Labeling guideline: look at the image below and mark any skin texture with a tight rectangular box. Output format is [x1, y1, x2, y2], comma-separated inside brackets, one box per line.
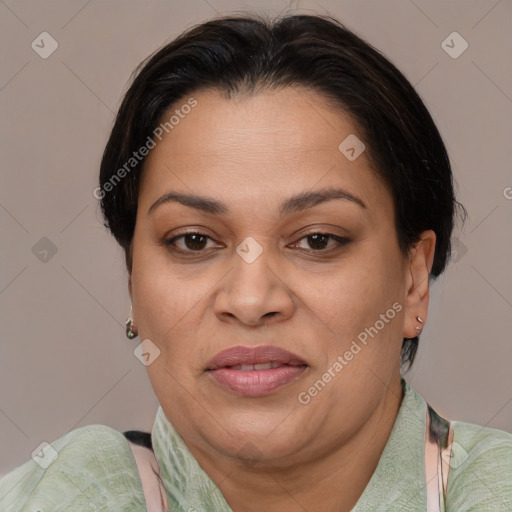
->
[129, 87, 436, 512]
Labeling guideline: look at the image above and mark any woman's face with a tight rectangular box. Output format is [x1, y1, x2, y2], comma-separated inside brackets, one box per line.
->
[130, 86, 414, 467]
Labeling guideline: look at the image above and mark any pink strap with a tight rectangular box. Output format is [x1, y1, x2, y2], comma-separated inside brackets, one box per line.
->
[127, 440, 169, 512]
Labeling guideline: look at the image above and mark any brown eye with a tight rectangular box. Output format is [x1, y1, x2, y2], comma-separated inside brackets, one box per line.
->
[306, 234, 330, 250]
[183, 233, 208, 250]
[165, 232, 217, 252]
[292, 233, 350, 253]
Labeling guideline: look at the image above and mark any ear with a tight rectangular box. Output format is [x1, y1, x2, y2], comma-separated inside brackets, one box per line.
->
[128, 273, 133, 302]
[403, 230, 436, 338]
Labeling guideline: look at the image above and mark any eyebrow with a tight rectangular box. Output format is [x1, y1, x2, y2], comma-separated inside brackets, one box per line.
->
[147, 186, 367, 217]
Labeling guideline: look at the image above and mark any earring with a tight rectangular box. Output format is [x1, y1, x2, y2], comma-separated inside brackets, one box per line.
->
[125, 307, 137, 339]
[415, 316, 424, 333]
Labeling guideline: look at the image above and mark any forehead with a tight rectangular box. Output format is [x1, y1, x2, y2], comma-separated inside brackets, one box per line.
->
[139, 87, 391, 218]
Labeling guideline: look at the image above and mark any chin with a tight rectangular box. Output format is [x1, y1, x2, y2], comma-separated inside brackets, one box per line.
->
[203, 408, 310, 457]
[214, 431, 306, 470]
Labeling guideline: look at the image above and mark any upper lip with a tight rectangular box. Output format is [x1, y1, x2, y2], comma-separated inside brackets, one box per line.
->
[207, 345, 307, 370]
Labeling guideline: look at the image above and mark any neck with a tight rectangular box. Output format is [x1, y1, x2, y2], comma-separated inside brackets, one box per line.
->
[185, 377, 404, 512]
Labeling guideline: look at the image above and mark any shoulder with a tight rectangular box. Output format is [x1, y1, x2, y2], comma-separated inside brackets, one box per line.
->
[447, 420, 512, 511]
[0, 424, 145, 512]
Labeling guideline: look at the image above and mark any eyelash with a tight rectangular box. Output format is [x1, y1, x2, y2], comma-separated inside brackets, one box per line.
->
[163, 231, 350, 256]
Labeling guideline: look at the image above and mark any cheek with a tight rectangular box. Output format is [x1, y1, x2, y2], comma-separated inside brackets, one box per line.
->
[130, 246, 221, 368]
[131, 244, 178, 340]
[307, 244, 405, 373]
[133, 269, 204, 339]
[311, 246, 403, 326]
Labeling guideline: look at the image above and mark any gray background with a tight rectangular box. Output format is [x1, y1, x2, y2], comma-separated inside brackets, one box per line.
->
[1, 0, 511, 476]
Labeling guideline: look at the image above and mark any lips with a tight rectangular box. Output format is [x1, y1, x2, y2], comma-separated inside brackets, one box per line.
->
[206, 345, 308, 397]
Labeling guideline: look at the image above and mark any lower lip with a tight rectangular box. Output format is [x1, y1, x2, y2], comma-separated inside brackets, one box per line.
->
[209, 365, 307, 397]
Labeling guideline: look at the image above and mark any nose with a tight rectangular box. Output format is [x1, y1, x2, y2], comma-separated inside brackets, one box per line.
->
[214, 248, 295, 327]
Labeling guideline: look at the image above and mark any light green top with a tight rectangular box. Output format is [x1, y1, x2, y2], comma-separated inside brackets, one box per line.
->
[1, 382, 511, 511]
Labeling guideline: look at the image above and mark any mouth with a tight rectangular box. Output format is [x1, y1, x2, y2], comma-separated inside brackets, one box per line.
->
[206, 345, 308, 397]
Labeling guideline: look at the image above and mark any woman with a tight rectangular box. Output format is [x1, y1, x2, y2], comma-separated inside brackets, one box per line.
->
[1, 12, 511, 512]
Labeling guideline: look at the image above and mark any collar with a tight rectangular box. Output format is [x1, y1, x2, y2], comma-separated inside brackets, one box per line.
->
[353, 380, 428, 510]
